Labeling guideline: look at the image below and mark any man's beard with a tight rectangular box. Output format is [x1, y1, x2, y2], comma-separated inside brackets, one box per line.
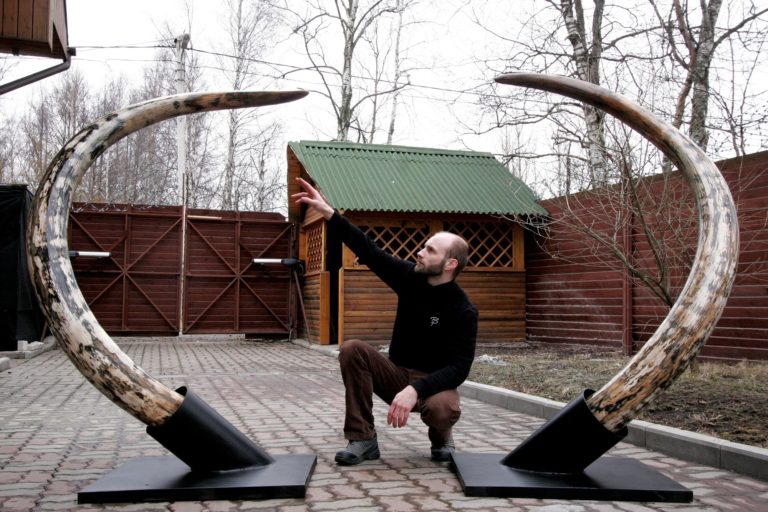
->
[414, 258, 445, 276]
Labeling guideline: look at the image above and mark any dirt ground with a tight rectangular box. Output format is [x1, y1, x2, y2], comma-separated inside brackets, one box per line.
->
[468, 341, 768, 448]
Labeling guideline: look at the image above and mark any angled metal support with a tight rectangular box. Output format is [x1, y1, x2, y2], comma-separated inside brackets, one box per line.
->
[79, 386, 315, 503]
[27, 90, 316, 504]
[452, 391, 690, 501]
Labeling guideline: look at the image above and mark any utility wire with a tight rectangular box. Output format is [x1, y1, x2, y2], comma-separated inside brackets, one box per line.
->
[62, 43, 494, 99]
[27, 43, 761, 127]
[62, 43, 766, 106]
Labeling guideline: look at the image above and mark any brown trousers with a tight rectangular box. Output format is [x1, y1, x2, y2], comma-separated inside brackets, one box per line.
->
[338, 339, 461, 445]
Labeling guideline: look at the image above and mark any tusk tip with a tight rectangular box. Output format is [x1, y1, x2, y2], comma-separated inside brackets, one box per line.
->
[494, 73, 530, 85]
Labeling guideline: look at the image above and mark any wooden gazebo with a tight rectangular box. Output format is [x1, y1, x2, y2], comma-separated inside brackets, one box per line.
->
[287, 141, 547, 346]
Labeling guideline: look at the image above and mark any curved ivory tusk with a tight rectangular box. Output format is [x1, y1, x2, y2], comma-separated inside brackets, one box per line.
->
[27, 90, 308, 427]
[495, 73, 738, 432]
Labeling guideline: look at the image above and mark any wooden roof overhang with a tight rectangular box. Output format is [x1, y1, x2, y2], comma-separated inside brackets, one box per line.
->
[0, 0, 73, 95]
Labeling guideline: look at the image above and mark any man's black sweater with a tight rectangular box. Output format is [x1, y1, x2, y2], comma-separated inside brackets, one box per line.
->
[328, 212, 478, 399]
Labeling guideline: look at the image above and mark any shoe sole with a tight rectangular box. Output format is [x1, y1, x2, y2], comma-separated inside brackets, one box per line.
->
[335, 448, 380, 465]
[430, 447, 455, 462]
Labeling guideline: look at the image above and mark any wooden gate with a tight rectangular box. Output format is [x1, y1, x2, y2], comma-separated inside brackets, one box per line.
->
[69, 204, 183, 334]
[183, 209, 294, 335]
[69, 204, 295, 336]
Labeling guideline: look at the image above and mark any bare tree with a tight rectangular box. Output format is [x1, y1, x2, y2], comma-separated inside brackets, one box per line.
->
[216, 0, 286, 212]
[92, 79, 126, 202]
[0, 114, 20, 183]
[474, 1, 768, 190]
[0, 56, 15, 83]
[711, 32, 768, 156]
[385, 0, 407, 144]
[178, 43, 217, 209]
[649, 0, 768, 153]
[235, 123, 286, 212]
[19, 88, 55, 187]
[473, 0, 768, 188]
[124, 60, 179, 205]
[557, 0, 609, 185]
[471, 0, 640, 195]
[349, 0, 416, 143]
[116, 25, 217, 208]
[527, 149, 698, 309]
[281, 0, 410, 141]
[477, 0, 767, 319]
[17, 70, 92, 190]
[498, 124, 540, 188]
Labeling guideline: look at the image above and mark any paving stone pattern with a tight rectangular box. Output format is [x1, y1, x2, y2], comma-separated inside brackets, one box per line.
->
[1, 337, 766, 511]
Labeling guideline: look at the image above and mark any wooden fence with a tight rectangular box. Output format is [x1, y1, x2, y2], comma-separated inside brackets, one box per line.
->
[69, 204, 295, 337]
[526, 151, 768, 360]
[64, 151, 767, 358]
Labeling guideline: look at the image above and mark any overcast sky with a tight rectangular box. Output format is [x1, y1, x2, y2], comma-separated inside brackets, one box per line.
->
[1, 0, 511, 155]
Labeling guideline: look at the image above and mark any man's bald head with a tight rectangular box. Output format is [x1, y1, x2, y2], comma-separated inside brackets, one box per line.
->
[429, 231, 469, 279]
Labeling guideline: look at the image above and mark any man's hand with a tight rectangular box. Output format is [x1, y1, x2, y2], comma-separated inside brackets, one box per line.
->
[387, 385, 418, 428]
[292, 177, 334, 220]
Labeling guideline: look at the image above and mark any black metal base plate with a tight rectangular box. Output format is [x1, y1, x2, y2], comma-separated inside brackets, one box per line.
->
[451, 453, 692, 502]
[78, 454, 317, 504]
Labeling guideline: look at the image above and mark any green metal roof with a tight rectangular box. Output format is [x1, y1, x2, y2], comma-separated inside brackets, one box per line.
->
[289, 141, 547, 216]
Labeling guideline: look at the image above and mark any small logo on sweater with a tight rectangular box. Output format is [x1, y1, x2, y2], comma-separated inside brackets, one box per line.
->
[430, 316, 440, 327]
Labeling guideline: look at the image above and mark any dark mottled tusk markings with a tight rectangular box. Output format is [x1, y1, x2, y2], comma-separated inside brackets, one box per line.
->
[27, 90, 308, 428]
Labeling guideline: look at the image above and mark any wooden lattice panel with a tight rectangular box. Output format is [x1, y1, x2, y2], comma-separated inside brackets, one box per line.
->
[353, 223, 431, 266]
[305, 222, 324, 273]
[444, 221, 516, 267]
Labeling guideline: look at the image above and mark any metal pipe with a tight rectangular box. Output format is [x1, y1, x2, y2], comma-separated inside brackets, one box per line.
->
[252, 258, 302, 266]
[68, 251, 111, 259]
[0, 49, 74, 96]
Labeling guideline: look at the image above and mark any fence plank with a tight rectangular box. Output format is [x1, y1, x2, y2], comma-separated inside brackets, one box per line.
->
[526, 152, 768, 360]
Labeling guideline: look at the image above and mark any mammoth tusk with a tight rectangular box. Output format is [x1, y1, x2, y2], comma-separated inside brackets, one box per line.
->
[27, 90, 308, 427]
[495, 73, 738, 432]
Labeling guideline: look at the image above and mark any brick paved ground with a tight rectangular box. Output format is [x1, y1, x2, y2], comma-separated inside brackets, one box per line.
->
[1, 337, 766, 512]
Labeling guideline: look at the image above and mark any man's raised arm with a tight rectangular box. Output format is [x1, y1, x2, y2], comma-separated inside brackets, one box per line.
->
[292, 177, 334, 220]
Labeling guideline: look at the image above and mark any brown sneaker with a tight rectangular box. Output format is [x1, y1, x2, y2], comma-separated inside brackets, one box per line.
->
[335, 436, 380, 465]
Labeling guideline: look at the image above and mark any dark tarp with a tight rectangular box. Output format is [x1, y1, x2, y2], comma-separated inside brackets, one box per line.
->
[0, 185, 44, 350]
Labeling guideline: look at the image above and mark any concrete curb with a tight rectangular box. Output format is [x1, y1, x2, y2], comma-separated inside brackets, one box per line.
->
[459, 380, 768, 483]
[289, 340, 768, 483]
[290, 338, 340, 357]
[0, 357, 9, 372]
[0, 337, 57, 360]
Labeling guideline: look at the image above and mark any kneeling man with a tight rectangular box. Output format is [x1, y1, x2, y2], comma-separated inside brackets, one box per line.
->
[293, 178, 478, 464]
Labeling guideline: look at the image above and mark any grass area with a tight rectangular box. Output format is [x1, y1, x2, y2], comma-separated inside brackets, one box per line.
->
[468, 342, 768, 448]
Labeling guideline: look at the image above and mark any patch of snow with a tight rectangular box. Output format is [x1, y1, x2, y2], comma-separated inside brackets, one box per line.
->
[474, 354, 508, 366]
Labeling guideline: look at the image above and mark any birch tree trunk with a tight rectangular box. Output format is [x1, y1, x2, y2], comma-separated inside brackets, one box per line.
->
[560, 0, 608, 186]
[386, 0, 405, 145]
[337, 0, 359, 141]
[218, 0, 283, 211]
[688, 0, 721, 151]
[285, 0, 407, 142]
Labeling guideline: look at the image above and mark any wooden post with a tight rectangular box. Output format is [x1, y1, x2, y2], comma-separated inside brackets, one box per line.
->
[513, 224, 525, 272]
[621, 202, 634, 356]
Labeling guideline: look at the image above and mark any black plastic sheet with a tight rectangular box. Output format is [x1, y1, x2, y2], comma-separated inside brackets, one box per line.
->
[0, 184, 44, 350]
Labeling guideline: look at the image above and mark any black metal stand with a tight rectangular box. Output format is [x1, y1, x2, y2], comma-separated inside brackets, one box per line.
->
[78, 387, 316, 504]
[451, 389, 692, 502]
